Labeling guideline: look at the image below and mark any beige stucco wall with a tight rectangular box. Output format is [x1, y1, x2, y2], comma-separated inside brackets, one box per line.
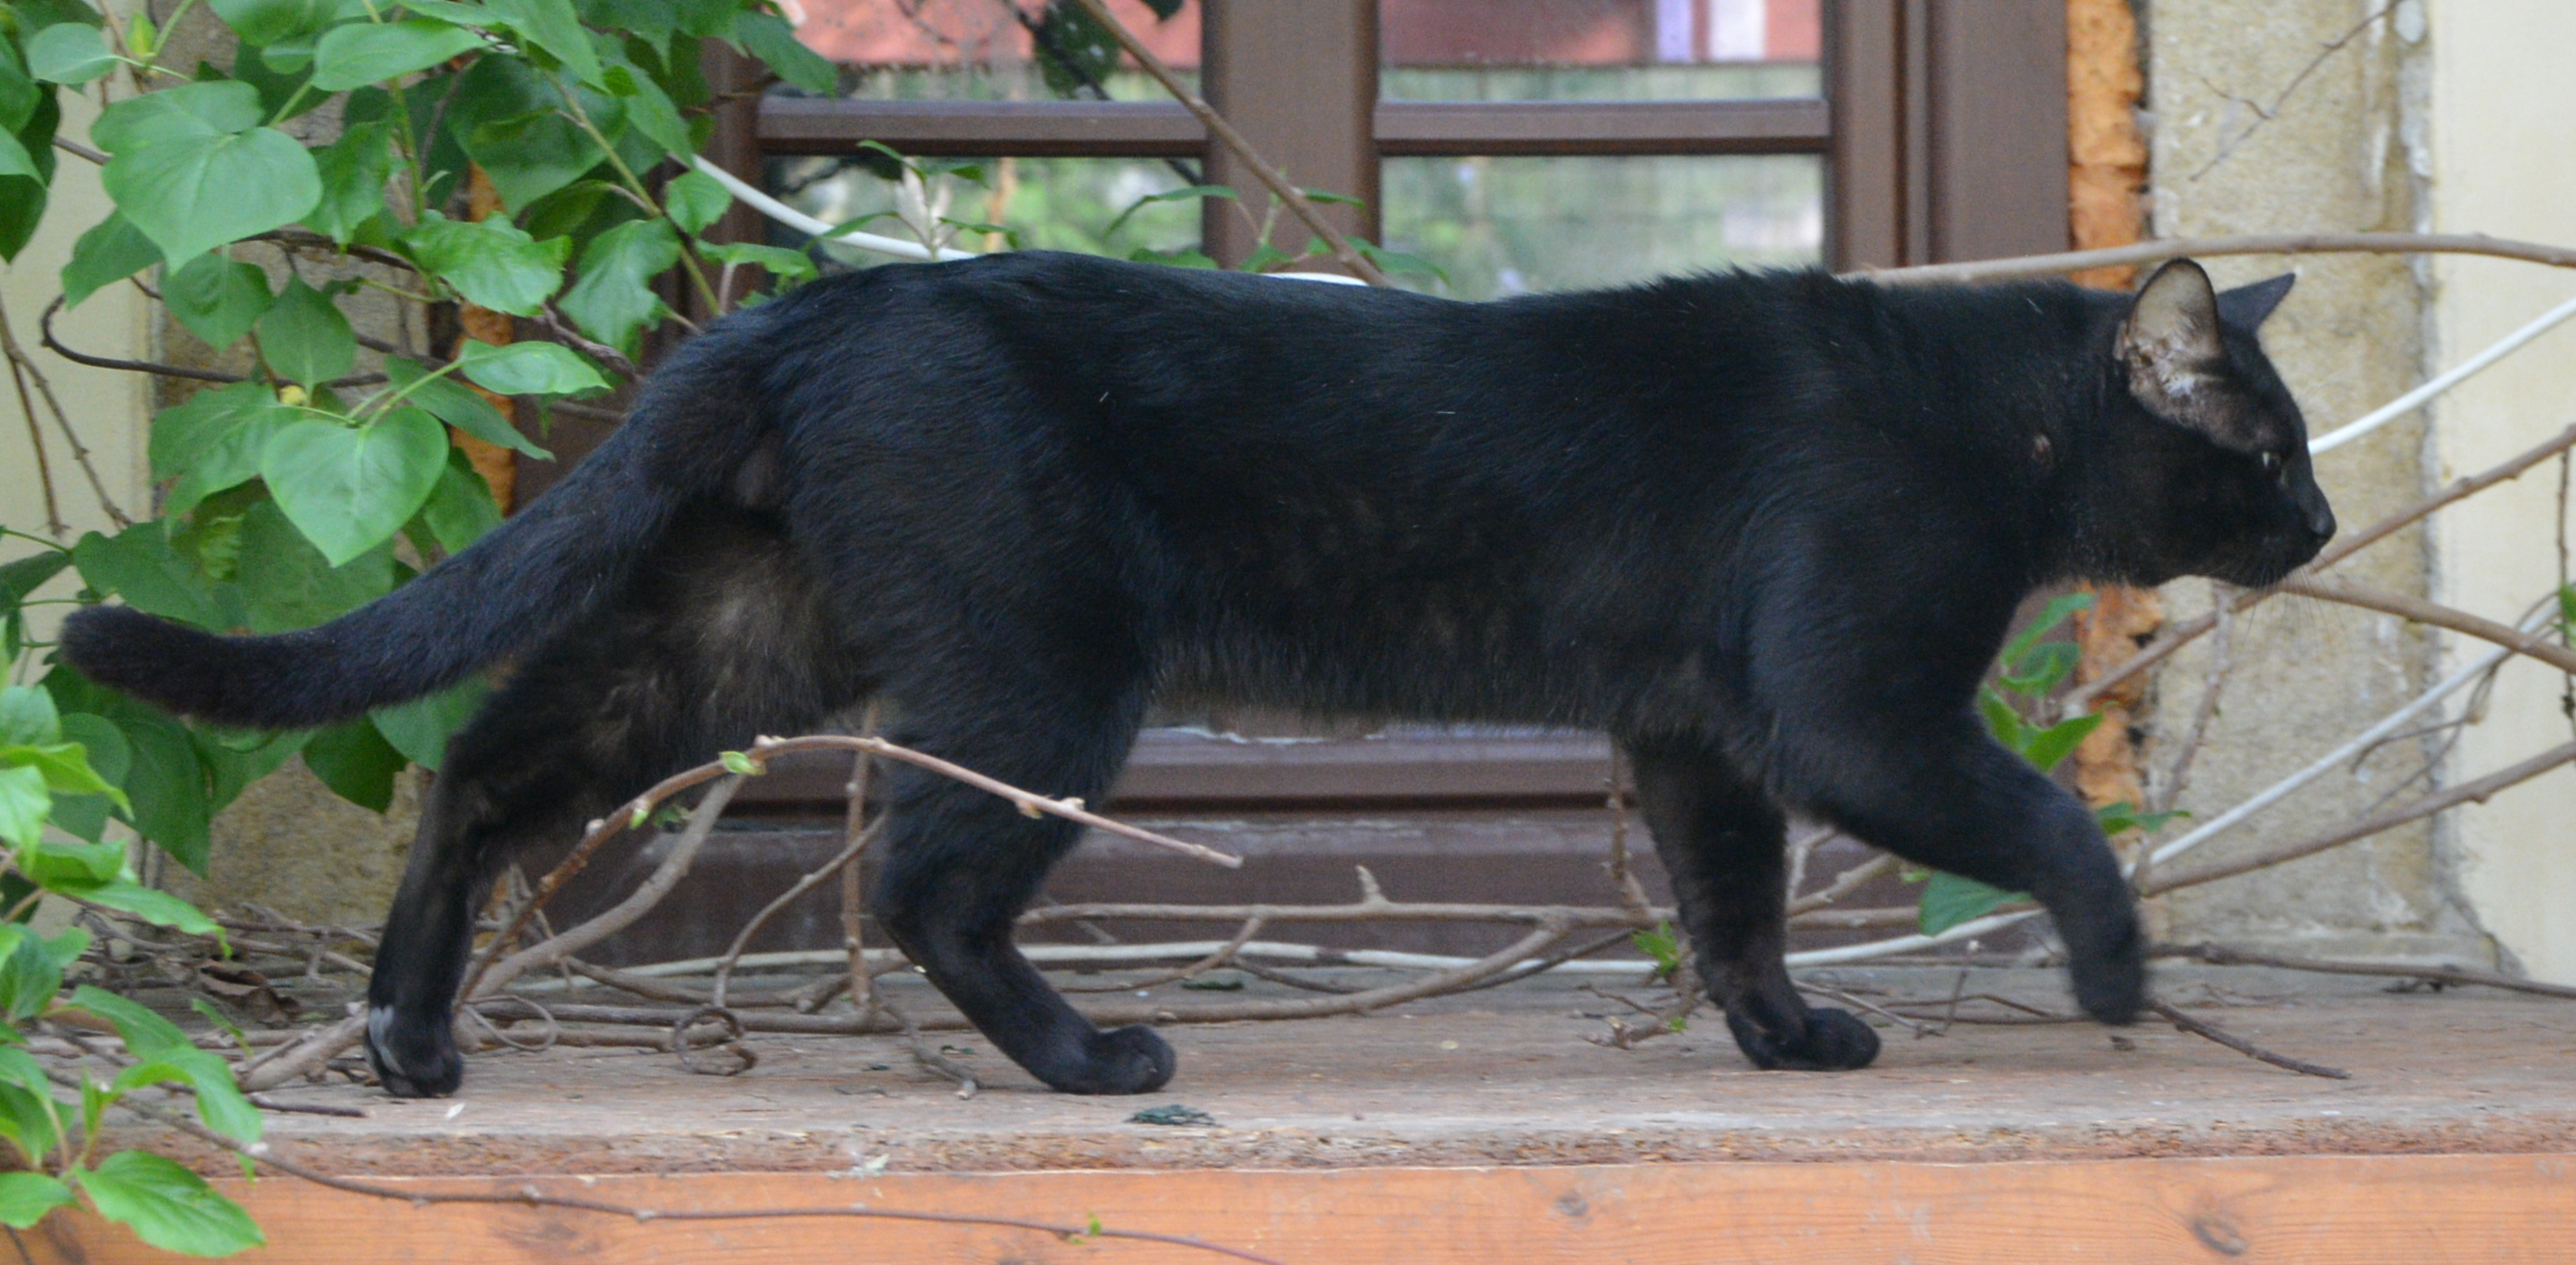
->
[1, 84, 150, 613]
[2137, 0, 2486, 959]
[2423, 0, 2576, 982]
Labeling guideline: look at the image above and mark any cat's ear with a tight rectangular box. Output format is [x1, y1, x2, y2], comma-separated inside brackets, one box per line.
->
[2217, 273, 2296, 330]
[2117, 259, 2233, 434]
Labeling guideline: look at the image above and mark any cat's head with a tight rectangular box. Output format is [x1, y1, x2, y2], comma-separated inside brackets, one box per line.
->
[2088, 258, 2336, 587]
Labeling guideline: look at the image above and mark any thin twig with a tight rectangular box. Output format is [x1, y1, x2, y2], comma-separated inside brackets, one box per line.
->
[2275, 575, 2576, 675]
[1069, 0, 1391, 285]
[2156, 943, 2576, 999]
[3, 299, 130, 527]
[881, 996, 976, 1098]
[2148, 998, 2349, 1078]
[1863, 232, 2576, 287]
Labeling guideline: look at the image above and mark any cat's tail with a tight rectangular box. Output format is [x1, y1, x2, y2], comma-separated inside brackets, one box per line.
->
[59, 343, 764, 731]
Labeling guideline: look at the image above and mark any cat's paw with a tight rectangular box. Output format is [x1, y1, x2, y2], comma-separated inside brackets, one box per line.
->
[366, 1004, 464, 1097]
[1726, 1007, 1881, 1071]
[1041, 1024, 1176, 1095]
[2068, 939, 2147, 1026]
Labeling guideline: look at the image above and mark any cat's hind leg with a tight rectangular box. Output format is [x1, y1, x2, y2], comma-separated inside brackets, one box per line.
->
[1625, 738, 1881, 1071]
[868, 654, 1166, 1095]
[366, 506, 865, 1096]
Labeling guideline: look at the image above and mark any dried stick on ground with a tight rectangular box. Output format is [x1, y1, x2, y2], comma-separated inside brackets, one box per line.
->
[1069, 0, 1392, 286]
[2156, 943, 2576, 999]
[2148, 998, 2349, 1079]
[471, 775, 746, 999]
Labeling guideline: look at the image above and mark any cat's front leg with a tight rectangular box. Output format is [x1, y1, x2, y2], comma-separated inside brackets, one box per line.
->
[1625, 739, 1881, 1071]
[1789, 715, 2147, 1026]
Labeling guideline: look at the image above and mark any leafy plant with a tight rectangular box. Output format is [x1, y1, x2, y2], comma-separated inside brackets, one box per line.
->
[0, 683, 262, 1254]
[1910, 593, 2180, 936]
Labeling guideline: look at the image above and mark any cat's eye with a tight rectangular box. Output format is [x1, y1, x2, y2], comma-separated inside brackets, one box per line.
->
[2260, 451, 2283, 476]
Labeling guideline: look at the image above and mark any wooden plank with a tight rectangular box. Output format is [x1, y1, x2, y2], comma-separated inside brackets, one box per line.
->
[30, 1152, 2576, 1263]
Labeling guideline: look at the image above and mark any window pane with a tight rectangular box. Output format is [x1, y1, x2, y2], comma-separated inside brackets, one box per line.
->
[1382, 154, 1821, 299]
[766, 155, 1205, 266]
[1383, 0, 1819, 100]
[789, 0, 1198, 99]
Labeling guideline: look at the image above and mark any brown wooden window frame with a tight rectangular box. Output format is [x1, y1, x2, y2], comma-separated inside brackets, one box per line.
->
[705, 0, 2070, 812]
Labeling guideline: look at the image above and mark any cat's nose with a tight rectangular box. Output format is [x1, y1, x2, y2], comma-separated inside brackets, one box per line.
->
[2307, 504, 2336, 542]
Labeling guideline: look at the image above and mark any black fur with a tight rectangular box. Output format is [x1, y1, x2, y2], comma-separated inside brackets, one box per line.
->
[61, 253, 2331, 1096]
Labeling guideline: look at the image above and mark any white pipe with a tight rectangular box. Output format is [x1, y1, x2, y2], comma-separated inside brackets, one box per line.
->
[689, 156, 978, 263]
[2309, 290, 2576, 454]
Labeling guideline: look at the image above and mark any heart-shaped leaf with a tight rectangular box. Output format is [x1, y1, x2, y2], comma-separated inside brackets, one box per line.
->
[303, 119, 392, 243]
[26, 22, 114, 84]
[310, 18, 486, 91]
[258, 408, 447, 566]
[102, 126, 321, 265]
[161, 253, 273, 350]
[91, 81, 262, 155]
[255, 277, 355, 386]
[386, 357, 548, 457]
[58, 212, 161, 309]
[71, 1151, 265, 1257]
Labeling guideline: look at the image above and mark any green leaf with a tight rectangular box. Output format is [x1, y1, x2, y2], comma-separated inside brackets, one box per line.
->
[69, 985, 187, 1057]
[0, 685, 59, 747]
[414, 450, 504, 556]
[72, 528, 225, 629]
[384, 358, 547, 457]
[2095, 800, 2185, 838]
[0, 128, 39, 180]
[1976, 688, 2029, 753]
[486, 0, 604, 86]
[1103, 184, 1235, 240]
[48, 715, 129, 843]
[0, 930, 68, 1021]
[599, 54, 687, 159]
[0, 1078, 66, 1168]
[311, 19, 486, 91]
[370, 673, 487, 770]
[0, 768, 43, 850]
[72, 1150, 266, 1257]
[26, 22, 114, 84]
[211, 0, 360, 45]
[303, 119, 393, 244]
[718, 750, 764, 775]
[2, 742, 125, 807]
[456, 338, 608, 395]
[696, 240, 814, 284]
[398, 211, 569, 316]
[0, 36, 38, 134]
[0, 552, 70, 620]
[151, 382, 296, 520]
[104, 126, 322, 266]
[17, 837, 124, 885]
[162, 254, 274, 351]
[2001, 639, 2080, 695]
[2021, 712, 2105, 774]
[59, 212, 162, 309]
[558, 217, 677, 355]
[461, 109, 603, 211]
[91, 81, 261, 155]
[0, 89, 57, 261]
[43, 672, 215, 873]
[258, 408, 447, 567]
[74, 880, 224, 939]
[254, 278, 356, 386]
[231, 498, 394, 633]
[0, 1172, 74, 1229]
[1918, 871, 2026, 936]
[663, 168, 730, 235]
[301, 718, 403, 810]
[732, 10, 834, 94]
[1998, 592, 2096, 676]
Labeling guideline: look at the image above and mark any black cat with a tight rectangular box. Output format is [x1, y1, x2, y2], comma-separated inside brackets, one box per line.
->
[63, 253, 2331, 1096]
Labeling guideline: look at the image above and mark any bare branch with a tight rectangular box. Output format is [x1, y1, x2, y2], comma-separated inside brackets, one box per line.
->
[2148, 997, 2349, 1079]
[1864, 232, 2576, 287]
